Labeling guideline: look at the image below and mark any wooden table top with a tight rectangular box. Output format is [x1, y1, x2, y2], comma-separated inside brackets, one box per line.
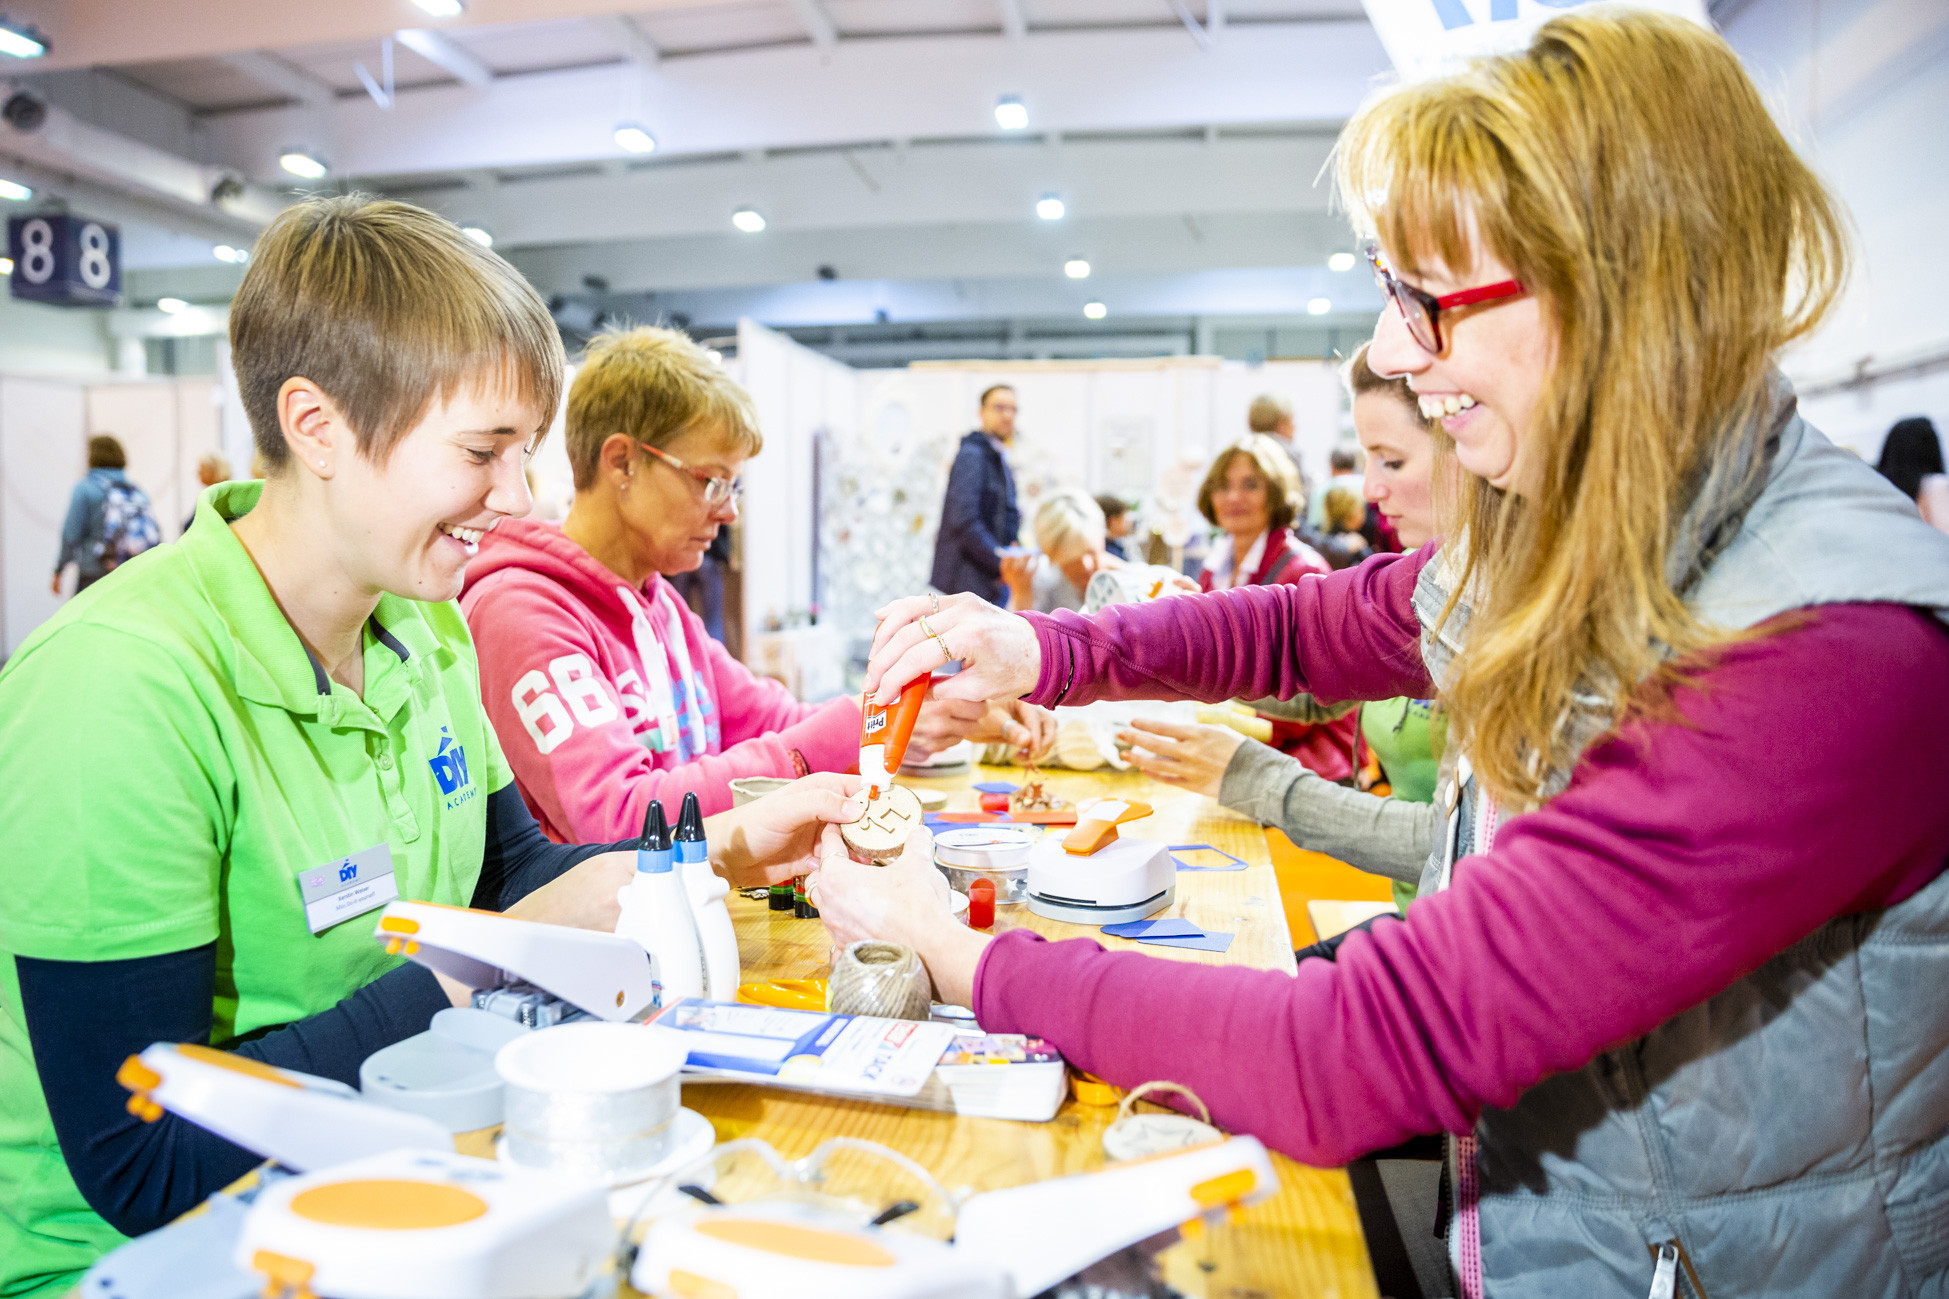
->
[550, 762, 1376, 1299]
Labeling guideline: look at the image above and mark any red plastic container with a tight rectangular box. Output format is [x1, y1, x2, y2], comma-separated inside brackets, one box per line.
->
[967, 878, 996, 929]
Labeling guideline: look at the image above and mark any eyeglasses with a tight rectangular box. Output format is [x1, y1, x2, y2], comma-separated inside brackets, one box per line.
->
[1364, 243, 1525, 355]
[639, 441, 741, 508]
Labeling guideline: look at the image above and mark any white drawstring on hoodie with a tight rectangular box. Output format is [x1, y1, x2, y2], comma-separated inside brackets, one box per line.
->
[616, 585, 715, 761]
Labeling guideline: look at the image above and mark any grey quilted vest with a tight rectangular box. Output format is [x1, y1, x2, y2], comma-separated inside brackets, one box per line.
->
[1411, 403, 1949, 1298]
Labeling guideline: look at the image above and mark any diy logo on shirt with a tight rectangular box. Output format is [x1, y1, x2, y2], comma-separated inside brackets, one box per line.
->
[430, 727, 476, 809]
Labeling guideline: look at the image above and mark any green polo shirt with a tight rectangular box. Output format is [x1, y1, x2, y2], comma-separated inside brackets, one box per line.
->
[0, 480, 510, 1296]
[1361, 697, 1447, 914]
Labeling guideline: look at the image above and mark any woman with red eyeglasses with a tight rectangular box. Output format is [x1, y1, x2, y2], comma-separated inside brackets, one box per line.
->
[461, 326, 1053, 842]
[809, 12, 1949, 1298]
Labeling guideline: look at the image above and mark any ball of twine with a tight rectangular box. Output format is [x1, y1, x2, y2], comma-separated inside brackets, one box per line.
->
[828, 940, 933, 1020]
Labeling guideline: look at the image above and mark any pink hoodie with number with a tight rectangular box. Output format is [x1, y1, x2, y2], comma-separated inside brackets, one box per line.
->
[460, 517, 860, 842]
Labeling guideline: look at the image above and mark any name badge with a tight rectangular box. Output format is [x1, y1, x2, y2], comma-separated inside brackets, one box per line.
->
[296, 843, 400, 935]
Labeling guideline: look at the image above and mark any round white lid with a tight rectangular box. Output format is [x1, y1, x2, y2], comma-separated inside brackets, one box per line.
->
[495, 1021, 686, 1094]
[933, 825, 1037, 869]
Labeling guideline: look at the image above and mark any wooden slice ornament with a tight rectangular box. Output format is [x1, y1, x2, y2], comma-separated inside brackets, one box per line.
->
[840, 786, 923, 863]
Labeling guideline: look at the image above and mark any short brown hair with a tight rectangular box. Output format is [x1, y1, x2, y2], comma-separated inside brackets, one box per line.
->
[87, 435, 126, 469]
[979, 384, 1015, 409]
[1197, 435, 1300, 532]
[231, 195, 563, 471]
[1246, 394, 1291, 433]
[566, 326, 762, 492]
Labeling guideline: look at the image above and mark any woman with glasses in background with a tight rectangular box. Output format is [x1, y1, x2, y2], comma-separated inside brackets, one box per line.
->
[461, 326, 1050, 843]
[815, 13, 1949, 1296]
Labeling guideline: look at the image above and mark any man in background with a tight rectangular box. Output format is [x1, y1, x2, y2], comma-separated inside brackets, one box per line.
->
[1248, 393, 1308, 496]
[930, 384, 1022, 604]
[1096, 493, 1134, 560]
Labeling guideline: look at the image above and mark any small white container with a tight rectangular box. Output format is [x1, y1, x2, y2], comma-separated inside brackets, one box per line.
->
[496, 1023, 687, 1186]
[934, 826, 1036, 905]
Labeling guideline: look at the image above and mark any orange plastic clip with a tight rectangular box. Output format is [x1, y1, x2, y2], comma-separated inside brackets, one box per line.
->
[1062, 799, 1153, 855]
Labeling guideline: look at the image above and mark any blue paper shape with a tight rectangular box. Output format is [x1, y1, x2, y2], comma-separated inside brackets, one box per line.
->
[1102, 918, 1202, 939]
[1169, 844, 1248, 872]
[1139, 931, 1235, 953]
[971, 781, 1019, 794]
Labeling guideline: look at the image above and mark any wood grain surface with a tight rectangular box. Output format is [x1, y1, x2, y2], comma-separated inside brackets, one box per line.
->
[626, 763, 1377, 1299]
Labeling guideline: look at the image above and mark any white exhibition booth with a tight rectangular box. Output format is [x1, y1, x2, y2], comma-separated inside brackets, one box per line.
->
[0, 323, 1345, 685]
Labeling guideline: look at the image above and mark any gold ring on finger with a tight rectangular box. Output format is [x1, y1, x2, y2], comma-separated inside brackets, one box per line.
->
[934, 634, 954, 664]
[917, 614, 939, 640]
[928, 592, 940, 615]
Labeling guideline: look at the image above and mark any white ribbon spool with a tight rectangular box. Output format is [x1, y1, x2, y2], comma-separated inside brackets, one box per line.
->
[496, 1022, 686, 1185]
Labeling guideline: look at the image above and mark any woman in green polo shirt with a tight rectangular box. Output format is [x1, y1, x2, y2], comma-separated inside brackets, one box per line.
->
[0, 196, 868, 1297]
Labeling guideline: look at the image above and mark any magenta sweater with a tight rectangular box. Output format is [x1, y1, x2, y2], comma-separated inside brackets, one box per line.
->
[974, 546, 1949, 1166]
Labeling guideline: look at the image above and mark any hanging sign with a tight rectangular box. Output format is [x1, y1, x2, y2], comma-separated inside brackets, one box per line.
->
[9, 213, 123, 307]
[1360, 0, 1709, 82]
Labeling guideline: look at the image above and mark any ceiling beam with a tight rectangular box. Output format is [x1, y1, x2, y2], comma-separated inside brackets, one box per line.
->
[997, 0, 1028, 40]
[588, 12, 659, 66]
[394, 28, 494, 88]
[220, 50, 336, 108]
[790, 0, 839, 48]
[201, 25, 1384, 181]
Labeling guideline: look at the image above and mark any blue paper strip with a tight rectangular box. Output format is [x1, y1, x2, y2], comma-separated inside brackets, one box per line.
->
[1169, 843, 1248, 872]
[971, 781, 1019, 794]
[1102, 918, 1202, 939]
[1138, 931, 1235, 953]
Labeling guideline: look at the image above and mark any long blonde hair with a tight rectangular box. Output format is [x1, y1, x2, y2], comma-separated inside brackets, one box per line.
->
[1335, 9, 1848, 803]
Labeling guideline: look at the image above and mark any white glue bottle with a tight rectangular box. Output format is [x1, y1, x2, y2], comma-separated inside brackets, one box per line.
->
[674, 791, 738, 1001]
[614, 799, 705, 1007]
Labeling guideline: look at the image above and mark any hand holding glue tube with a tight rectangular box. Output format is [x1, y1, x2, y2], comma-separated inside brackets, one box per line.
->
[866, 591, 1043, 708]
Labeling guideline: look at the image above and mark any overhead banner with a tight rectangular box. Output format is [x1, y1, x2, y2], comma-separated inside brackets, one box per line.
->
[1361, 0, 1710, 82]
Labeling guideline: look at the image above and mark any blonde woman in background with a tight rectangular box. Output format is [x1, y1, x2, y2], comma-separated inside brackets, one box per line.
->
[1002, 488, 1119, 613]
[821, 12, 1949, 1295]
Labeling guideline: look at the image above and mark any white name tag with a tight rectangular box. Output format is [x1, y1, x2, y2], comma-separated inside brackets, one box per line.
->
[296, 843, 400, 935]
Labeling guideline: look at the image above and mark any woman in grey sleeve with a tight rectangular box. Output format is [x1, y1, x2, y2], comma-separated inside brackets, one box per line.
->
[1119, 344, 1446, 902]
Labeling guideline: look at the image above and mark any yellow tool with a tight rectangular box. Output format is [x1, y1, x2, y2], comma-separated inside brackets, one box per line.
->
[737, 978, 829, 1012]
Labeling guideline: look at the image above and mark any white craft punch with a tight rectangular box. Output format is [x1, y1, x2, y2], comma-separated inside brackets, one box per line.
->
[1025, 798, 1175, 926]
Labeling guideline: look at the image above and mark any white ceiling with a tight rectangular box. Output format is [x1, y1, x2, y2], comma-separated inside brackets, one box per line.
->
[4, 0, 1393, 353]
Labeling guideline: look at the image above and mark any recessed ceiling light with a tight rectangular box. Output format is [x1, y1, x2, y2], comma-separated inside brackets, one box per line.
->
[0, 23, 48, 58]
[1307, 297, 1332, 315]
[613, 124, 657, 154]
[994, 95, 1028, 131]
[1083, 301, 1107, 320]
[279, 149, 329, 180]
[732, 208, 766, 233]
[411, 0, 465, 16]
[0, 257, 14, 276]
[1036, 193, 1065, 221]
[1328, 252, 1356, 272]
[157, 298, 189, 314]
[213, 244, 249, 264]
[461, 226, 493, 247]
[0, 178, 31, 202]
[1063, 258, 1090, 279]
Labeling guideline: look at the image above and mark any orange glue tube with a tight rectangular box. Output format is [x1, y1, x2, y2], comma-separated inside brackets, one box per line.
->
[859, 674, 931, 799]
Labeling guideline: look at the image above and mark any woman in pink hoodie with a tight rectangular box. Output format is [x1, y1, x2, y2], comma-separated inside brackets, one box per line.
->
[462, 327, 1051, 842]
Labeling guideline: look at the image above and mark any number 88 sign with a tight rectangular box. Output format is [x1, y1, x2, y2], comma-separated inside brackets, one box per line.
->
[8, 213, 122, 307]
